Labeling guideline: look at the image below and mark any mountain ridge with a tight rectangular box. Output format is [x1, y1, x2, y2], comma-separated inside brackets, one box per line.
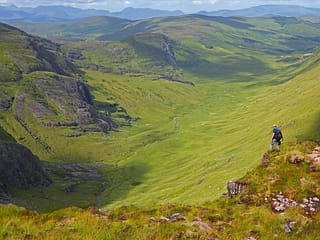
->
[1, 12, 320, 213]
[0, 5, 183, 22]
[1, 4, 320, 23]
[199, 4, 320, 17]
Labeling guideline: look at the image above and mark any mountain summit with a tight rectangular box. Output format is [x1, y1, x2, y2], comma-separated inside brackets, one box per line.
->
[1, 4, 320, 23]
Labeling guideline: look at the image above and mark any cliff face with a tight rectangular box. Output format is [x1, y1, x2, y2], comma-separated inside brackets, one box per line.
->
[0, 142, 51, 202]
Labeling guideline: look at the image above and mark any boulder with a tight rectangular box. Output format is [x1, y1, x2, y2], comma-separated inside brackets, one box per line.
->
[227, 180, 247, 197]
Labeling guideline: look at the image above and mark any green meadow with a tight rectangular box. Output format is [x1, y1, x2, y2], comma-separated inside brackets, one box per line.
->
[82, 52, 320, 208]
[1, 66, 320, 238]
[1, 13, 320, 239]
[5, 53, 319, 210]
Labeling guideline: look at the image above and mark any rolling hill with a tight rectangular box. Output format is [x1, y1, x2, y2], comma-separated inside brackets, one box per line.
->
[1, 13, 320, 212]
[14, 15, 320, 87]
[199, 4, 320, 17]
[0, 10, 320, 239]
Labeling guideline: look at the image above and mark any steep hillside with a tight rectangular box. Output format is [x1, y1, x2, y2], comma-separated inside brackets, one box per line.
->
[1, 16, 320, 212]
[0, 126, 51, 203]
[0, 140, 319, 239]
[57, 15, 320, 83]
[0, 23, 77, 80]
[79, 49, 320, 208]
[0, 23, 128, 155]
[0, 142, 52, 202]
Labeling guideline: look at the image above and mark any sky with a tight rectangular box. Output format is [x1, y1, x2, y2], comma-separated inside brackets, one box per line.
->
[0, 0, 319, 12]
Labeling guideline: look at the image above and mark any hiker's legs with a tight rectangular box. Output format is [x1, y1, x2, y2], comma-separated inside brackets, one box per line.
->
[269, 140, 274, 151]
[270, 139, 278, 151]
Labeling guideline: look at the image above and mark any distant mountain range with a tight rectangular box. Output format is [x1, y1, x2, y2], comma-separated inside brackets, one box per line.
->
[0, 5, 183, 22]
[1, 4, 320, 23]
[199, 5, 320, 17]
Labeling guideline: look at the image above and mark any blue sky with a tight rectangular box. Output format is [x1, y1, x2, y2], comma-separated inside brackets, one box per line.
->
[0, 0, 319, 12]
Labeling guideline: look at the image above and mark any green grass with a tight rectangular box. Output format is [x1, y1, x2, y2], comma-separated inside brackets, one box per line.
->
[1, 49, 320, 211]
[1, 140, 319, 239]
[1, 15, 320, 239]
[1, 17, 320, 212]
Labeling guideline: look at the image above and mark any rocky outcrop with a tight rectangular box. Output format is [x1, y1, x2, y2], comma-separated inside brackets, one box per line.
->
[0, 91, 14, 112]
[42, 121, 78, 127]
[0, 142, 51, 202]
[300, 197, 319, 215]
[267, 192, 319, 215]
[227, 180, 247, 197]
[33, 74, 117, 131]
[12, 72, 123, 138]
[270, 192, 298, 212]
[307, 146, 320, 171]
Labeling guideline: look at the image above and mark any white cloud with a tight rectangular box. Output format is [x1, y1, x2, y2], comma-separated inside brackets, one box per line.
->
[1, 0, 320, 12]
[192, 0, 203, 4]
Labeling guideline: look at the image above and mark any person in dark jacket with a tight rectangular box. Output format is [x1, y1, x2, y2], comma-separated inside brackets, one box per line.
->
[270, 124, 283, 152]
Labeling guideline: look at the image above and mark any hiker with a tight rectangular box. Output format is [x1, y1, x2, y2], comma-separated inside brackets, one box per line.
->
[270, 124, 283, 152]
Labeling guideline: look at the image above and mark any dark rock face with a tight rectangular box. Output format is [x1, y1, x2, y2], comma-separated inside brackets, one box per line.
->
[0, 91, 14, 112]
[0, 142, 51, 201]
[32, 74, 117, 132]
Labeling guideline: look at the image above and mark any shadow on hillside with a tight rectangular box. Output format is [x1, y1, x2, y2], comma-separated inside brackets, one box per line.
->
[97, 162, 150, 208]
[296, 112, 320, 142]
[10, 161, 149, 213]
[177, 48, 270, 81]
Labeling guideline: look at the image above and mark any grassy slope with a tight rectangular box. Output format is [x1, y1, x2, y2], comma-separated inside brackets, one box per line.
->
[86, 49, 320, 208]
[1, 141, 319, 240]
[0, 15, 320, 239]
[1, 17, 320, 211]
[13, 45, 311, 210]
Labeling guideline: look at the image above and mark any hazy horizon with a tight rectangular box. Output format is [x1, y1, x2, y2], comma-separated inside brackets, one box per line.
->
[1, 0, 320, 13]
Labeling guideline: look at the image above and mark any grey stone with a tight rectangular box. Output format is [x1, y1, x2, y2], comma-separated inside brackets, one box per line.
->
[284, 221, 296, 234]
[159, 216, 170, 223]
[227, 180, 247, 197]
[169, 213, 186, 221]
[284, 224, 292, 233]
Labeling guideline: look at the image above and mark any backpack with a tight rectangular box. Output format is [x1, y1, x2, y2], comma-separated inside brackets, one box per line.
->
[274, 128, 282, 140]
